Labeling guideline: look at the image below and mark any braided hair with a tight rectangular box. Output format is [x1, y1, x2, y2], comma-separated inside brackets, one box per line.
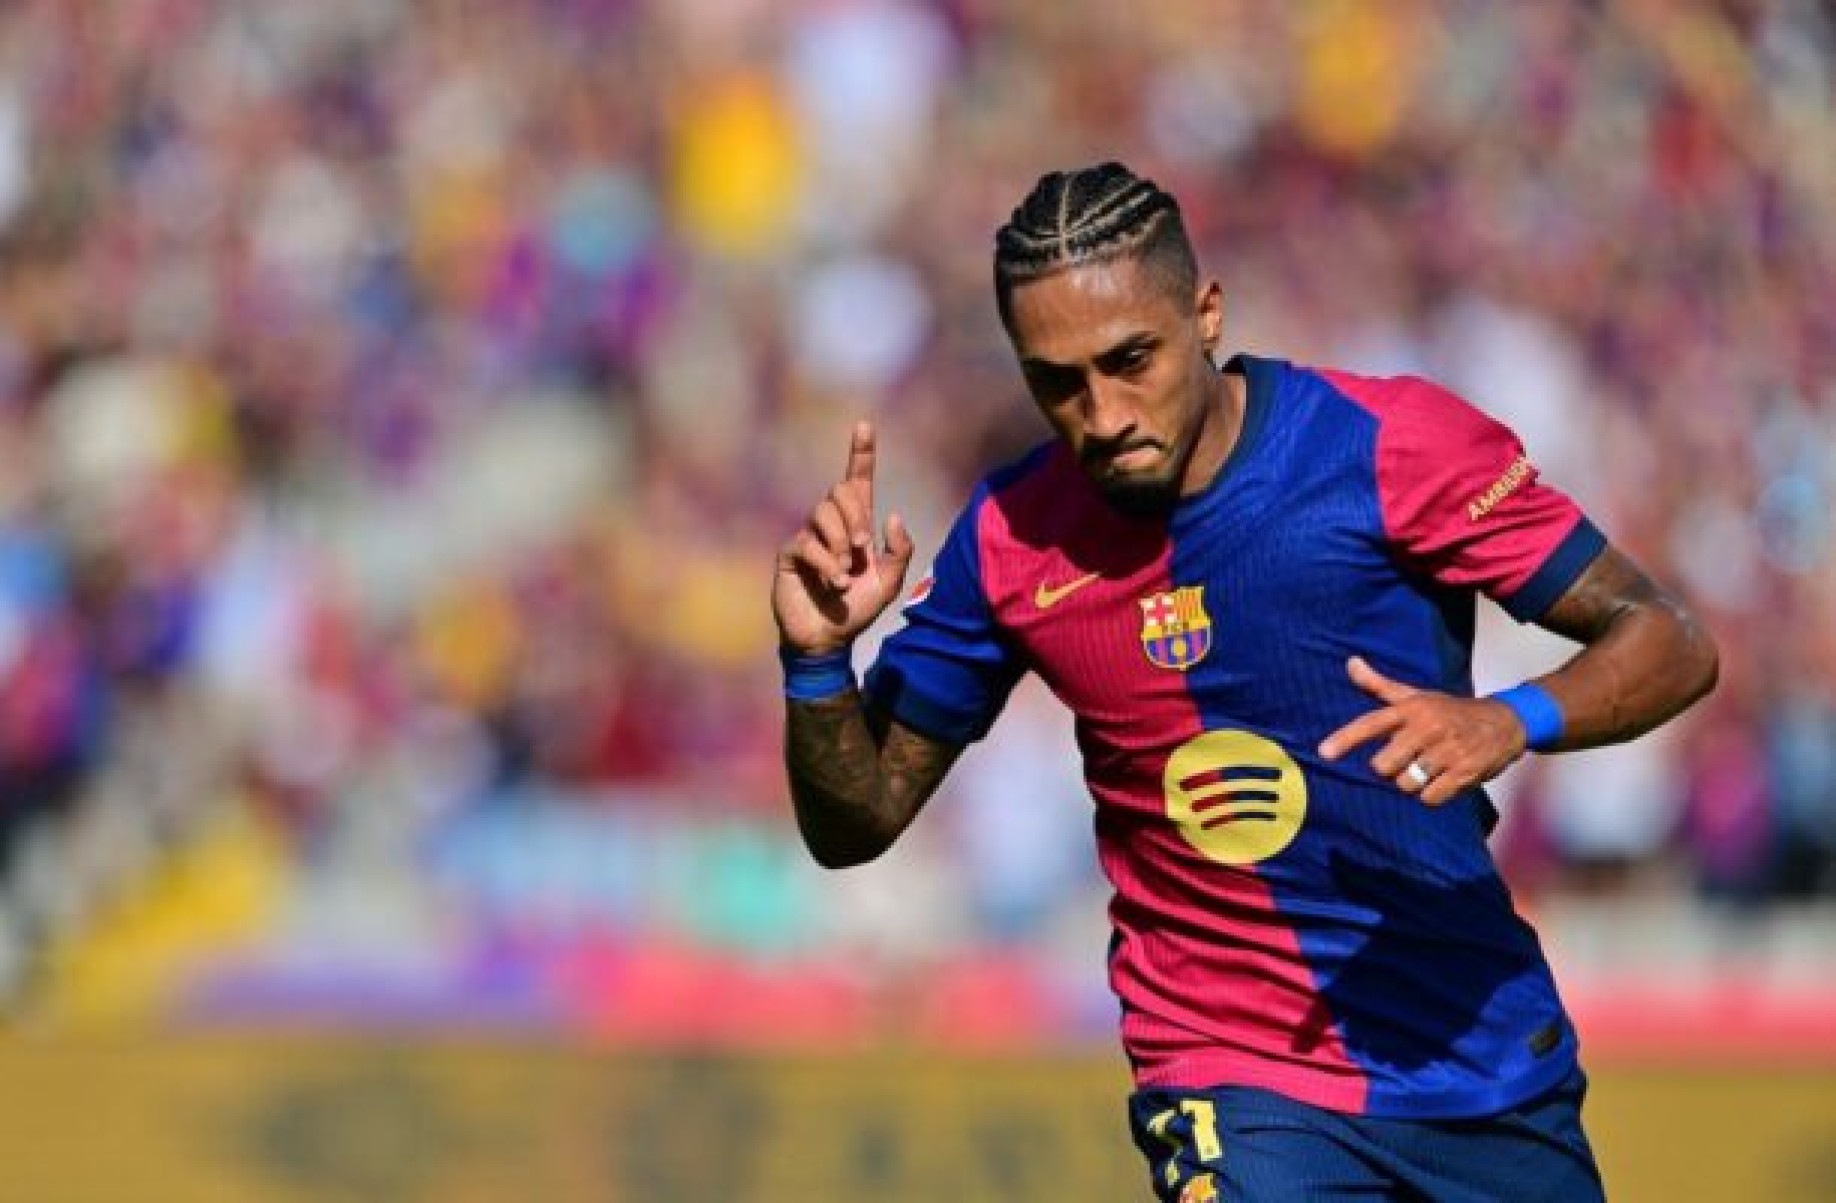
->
[993, 162, 1198, 325]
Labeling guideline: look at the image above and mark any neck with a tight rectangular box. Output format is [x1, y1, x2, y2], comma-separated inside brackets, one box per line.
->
[1178, 361, 1247, 497]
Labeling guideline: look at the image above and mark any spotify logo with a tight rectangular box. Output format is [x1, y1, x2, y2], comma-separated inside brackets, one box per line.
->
[1163, 730, 1308, 865]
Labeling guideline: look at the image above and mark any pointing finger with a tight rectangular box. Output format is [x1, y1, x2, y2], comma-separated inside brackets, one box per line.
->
[1347, 656, 1418, 705]
[844, 420, 876, 486]
[833, 482, 873, 552]
[1318, 705, 1406, 760]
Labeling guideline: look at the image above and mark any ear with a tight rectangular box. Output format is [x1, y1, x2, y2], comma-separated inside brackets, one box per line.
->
[1196, 279, 1224, 356]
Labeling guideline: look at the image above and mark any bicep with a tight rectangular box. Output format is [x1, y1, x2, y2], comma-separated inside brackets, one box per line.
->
[1533, 546, 1669, 644]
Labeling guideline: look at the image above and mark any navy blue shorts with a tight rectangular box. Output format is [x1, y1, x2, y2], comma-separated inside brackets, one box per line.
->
[1126, 1068, 1604, 1202]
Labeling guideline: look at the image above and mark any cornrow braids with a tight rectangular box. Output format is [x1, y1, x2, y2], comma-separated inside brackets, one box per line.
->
[993, 162, 1198, 322]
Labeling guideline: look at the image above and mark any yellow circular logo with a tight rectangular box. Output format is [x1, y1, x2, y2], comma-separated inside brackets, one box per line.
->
[1163, 730, 1308, 865]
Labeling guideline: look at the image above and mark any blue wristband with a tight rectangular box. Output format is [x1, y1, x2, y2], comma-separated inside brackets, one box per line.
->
[1488, 682, 1564, 752]
[779, 645, 856, 701]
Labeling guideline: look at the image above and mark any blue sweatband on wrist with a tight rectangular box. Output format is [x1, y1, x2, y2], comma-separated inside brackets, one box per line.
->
[1489, 682, 1564, 752]
[779, 645, 856, 701]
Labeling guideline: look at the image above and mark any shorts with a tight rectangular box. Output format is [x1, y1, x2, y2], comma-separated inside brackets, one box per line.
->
[1126, 1068, 1604, 1202]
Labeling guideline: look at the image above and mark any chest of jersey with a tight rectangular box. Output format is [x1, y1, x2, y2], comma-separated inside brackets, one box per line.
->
[984, 451, 1455, 759]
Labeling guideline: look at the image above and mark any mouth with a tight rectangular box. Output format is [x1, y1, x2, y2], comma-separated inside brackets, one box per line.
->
[1091, 442, 1163, 476]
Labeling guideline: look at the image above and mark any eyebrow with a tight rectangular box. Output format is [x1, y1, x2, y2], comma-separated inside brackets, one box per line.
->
[1021, 331, 1159, 374]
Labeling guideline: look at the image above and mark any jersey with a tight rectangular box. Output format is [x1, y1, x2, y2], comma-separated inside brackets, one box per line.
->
[863, 354, 1608, 1119]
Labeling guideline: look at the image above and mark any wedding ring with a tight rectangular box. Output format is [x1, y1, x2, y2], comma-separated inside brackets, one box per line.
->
[1403, 760, 1432, 788]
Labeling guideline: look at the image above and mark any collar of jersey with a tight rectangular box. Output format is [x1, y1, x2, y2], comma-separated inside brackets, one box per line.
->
[1168, 352, 1277, 525]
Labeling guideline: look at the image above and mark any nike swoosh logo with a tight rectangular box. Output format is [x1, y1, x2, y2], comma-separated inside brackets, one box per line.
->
[1033, 572, 1100, 609]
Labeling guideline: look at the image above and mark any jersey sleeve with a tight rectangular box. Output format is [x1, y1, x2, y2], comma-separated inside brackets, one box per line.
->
[861, 484, 1023, 743]
[1370, 376, 1607, 621]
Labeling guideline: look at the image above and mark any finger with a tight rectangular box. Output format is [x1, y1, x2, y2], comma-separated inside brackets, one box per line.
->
[1318, 706, 1406, 760]
[1346, 656, 1418, 705]
[1418, 771, 1469, 807]
[809, 500, 856, 586]
[844, 420, 876, 485]
[786, 530, 849, 592]
[1369, 732, 1428, 781]
[882, 511, 914, 570]
[832, 481, 873, 551]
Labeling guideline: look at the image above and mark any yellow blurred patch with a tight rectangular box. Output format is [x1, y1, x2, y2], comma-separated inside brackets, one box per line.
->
[38, 803, 289, 1028]
[670, 72, 803, 257]
[415, 578, 523, 709]
[1293, 0, 1425, 159]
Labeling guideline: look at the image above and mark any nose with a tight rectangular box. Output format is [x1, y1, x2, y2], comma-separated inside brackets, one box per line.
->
[1083, 377, 1135, 443]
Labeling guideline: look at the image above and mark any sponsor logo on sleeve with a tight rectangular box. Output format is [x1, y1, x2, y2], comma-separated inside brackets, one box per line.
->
[1468, 453, 1535, 521]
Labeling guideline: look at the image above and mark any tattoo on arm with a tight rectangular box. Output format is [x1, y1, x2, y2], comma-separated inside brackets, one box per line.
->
[785, 692, 963, 867]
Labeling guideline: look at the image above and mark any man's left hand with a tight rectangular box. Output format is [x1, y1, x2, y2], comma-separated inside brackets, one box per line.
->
[1317, 657, 1528, 805]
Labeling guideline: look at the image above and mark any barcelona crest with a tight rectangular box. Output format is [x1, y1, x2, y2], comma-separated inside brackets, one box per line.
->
[1139, 586, 1212, 671]
[1178, 1173, 1220, 1203]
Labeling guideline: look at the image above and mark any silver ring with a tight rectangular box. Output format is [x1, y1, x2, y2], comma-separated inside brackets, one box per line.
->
[1403, 761, 1431, 788]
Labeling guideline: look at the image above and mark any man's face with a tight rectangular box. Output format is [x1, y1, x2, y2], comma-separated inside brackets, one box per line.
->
[1003, 257, 1224, 516]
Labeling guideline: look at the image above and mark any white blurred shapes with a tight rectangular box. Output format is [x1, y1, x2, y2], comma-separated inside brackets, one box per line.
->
[334, 393, 617, 615]
[1431, 292, 1598, 504]
[0, 84, 28, 233]
[250, 155, 369, 298]
[1751, 390, 1833, 575]
[435, 396, 613, 556]
[1540, 729, 1684, 865]
[1470, 605, 1576, 811]
[1669, 489, 1762, 611]
[402, 72, 513, 180]
[790, 254, 931, 394]
[39, 356, 190, 524]
[251, 681, 360, 799]
[1757, 0, 1836, 213]
[785, 0, 952, 241]
[195, 510, 314, 700]
[188, 4, 290, 108]
[1145, 53, 1259, 167]
[946, 679, 1093, 942]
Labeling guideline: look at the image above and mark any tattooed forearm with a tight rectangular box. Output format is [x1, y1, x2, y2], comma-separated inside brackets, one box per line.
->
[785, 692, 964, 868]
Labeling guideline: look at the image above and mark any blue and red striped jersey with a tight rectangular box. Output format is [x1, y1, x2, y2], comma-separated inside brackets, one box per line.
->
[864, 355, 1607, 1119]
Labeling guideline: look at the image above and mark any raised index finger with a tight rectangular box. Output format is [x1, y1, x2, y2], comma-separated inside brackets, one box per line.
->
[844, 421, 876, 487]
[1317, 706, 1406, 761]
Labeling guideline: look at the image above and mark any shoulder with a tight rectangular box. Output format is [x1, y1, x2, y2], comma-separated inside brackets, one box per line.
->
[1305, 367, 1490, 431]
[1304, 366, 1523, 472]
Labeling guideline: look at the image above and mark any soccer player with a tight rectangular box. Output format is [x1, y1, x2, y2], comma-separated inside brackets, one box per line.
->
[771, 162, 1717, 1202]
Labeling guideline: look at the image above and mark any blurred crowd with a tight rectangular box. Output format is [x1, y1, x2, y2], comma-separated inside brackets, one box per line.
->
[0, 0, 1831, 1026]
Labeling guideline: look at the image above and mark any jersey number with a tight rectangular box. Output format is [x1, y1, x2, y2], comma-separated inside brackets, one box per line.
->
[1147, 1098, 1223, 1187]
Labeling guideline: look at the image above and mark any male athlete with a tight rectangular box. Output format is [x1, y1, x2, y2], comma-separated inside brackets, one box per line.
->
[772, 163, 1717, 1201]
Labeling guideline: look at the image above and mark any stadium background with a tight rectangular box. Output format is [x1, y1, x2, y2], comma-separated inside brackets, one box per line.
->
[0, 0, 1832, 1198]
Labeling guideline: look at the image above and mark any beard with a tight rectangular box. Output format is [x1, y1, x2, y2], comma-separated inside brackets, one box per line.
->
[1095, 472, 1181, 517]
[1084, 436, 1188, 518]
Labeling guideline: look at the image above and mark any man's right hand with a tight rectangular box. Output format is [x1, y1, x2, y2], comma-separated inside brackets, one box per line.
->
[773, 421, 916, 655]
